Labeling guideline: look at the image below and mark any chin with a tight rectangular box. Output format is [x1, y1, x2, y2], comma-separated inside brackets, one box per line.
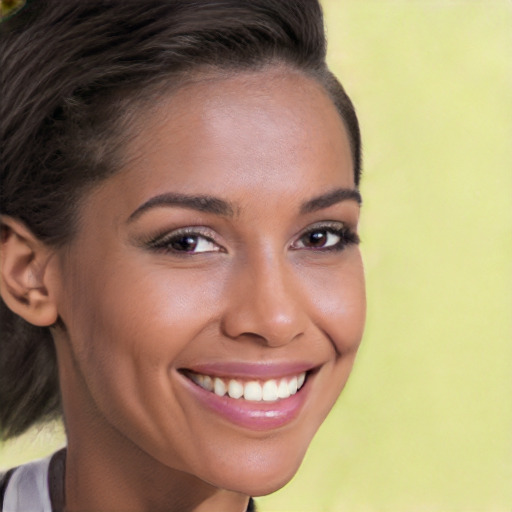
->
[222, 466, 300, 497]
[200, 442, 308, 497]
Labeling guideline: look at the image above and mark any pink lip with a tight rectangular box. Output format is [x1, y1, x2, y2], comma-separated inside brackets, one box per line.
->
[177, 365, 314, 431]
[182, 361, 316, 380]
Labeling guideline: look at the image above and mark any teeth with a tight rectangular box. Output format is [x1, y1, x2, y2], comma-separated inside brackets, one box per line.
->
[262, 380, 278, 401]
[190, 371, 307, 402]
[214, 377, 226, 397]
[288, 376, 298, 395]
[228, 379, 244, 399]
[202, 375, 213, 392]
[277, 379, 290, 399]
[244, 381, 263, 401]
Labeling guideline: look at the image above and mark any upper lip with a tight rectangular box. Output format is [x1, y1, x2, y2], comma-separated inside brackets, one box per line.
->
[179, 361, 318, 380]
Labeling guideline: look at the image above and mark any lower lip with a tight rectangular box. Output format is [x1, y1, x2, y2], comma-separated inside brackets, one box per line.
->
[179, 373, 311, 431]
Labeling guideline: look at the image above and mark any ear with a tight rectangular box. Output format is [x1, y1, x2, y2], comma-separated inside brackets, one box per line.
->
[0, 216, 59, 327]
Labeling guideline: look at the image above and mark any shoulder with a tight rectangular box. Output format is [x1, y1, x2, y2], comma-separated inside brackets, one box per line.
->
[0, 454, 53, 512]
[0, 467, 18, 503]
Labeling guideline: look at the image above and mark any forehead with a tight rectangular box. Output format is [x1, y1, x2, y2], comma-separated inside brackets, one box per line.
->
[126, 67, 353, 183]
[84, 67, 355, 222]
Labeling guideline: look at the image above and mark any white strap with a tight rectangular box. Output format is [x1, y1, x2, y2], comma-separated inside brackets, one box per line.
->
[3, 455, 52, 512]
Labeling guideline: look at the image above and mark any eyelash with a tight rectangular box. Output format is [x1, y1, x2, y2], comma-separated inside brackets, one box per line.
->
[146, 223, 359, 255]
[292, 222, 360, 252]
[146, 227, 221, 255]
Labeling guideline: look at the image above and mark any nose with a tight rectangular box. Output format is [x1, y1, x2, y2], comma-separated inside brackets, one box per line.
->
[220, 256, 308, 347]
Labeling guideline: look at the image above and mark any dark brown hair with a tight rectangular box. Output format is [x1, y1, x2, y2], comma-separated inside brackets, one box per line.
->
[0, 0, 361, 439]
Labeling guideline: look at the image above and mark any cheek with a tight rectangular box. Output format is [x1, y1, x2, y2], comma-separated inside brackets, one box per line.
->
[69, 260, 223, 349]
[297, 253, 365, 433]
[61, 257, 224, 403]
[305, 252, 366, 353]
[58, 260, 232, 463]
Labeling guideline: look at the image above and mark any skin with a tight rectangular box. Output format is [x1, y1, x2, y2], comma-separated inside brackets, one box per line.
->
[26, 67, 365, 511]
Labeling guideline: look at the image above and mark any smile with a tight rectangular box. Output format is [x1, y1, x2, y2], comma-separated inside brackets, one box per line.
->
[187, 371, 307, 402]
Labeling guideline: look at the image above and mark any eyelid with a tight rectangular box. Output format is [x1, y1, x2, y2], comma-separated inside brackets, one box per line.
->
[145, 225, 224, 253]
[302, 220, 346, 231]
[293, 220, 346, 241]
[290, 220, 359, 251]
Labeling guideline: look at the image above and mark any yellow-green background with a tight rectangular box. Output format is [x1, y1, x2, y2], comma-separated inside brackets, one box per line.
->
[1, 1, 511, 510]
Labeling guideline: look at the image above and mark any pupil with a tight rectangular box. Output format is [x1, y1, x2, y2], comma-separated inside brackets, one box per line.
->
[172, 235, 197, 251]
[308, 231, 326, 247]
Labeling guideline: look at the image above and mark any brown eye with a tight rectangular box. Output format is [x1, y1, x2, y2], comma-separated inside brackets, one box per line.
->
[168, 233, 220, 253]
[148, 230, 221, 254]
[305, 231, 329, 248]
[292, 226, 344, 250]
[170, 235, 199, 252]
[301, 230, 339, 249]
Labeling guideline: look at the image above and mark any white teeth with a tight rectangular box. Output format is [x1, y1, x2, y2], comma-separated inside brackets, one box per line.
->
[288, 376, 298, 395]
[244, 381, 263, 401]
[202, 375, 213, 392]
[277, 379, 291, 399]
[190, 371, 307, 402]
[262, 380, 279, 402]
[214, 377, 226, 397]
[228, 379, 244, 399]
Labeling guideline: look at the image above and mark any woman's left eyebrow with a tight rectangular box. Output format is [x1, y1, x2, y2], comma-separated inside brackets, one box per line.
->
[300, 188, 362, 214]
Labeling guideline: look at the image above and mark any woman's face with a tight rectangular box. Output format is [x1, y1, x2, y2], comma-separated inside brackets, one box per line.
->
[53, 67, 365, 496]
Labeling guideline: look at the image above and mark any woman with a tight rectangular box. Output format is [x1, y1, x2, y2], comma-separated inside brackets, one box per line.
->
[0, 1, 365, 510]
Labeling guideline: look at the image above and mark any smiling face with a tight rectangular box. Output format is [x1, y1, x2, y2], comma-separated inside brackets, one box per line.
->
[51, 66, 365, 503]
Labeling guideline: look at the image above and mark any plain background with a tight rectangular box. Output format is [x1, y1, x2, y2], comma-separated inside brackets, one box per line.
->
[1, 1, 511, 511]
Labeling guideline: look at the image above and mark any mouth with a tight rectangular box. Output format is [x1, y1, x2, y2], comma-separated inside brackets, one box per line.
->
[178, 364, 315, 431]
[184, 370, 307, 402]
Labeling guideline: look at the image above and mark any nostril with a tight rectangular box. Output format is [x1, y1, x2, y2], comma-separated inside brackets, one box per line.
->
[221, 308, 306, 347]
[220, 262, 308, 345]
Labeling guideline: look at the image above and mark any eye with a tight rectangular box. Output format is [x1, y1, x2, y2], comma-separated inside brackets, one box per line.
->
[147, 228, 222, 254]
[167, 234, 218, 253]
[291, 222, 359, 251]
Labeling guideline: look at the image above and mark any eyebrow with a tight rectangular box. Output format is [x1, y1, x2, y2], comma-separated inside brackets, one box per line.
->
[300, 187, 362, 214]
[128, 187, 361, 222]
[128, 193, 235, 222]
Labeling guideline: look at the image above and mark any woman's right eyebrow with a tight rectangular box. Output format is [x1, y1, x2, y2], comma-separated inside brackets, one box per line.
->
[127, 193, 235, 222]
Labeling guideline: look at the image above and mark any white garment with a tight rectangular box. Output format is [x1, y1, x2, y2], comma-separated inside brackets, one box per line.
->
[3, 454, 52, 512]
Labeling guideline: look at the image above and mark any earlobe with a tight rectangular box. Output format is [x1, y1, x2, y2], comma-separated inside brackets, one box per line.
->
[0, 216, 59, 327]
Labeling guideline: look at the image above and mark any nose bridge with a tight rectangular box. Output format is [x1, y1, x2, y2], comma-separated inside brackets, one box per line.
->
[221, 250, 307, 346]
